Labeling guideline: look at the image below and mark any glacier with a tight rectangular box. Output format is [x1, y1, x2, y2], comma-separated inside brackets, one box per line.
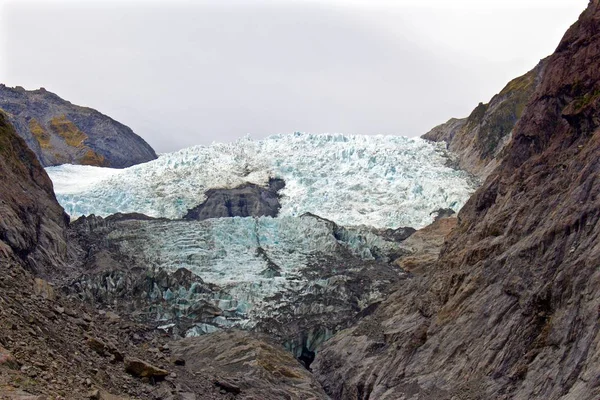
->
[58, 133, 477, 356]
[68, 213, 405, 354]
[47, 133, 476, 229]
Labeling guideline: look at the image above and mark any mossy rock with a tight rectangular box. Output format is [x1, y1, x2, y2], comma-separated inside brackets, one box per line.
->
[79, 149, 107, 166]
[466, 102, 489, 129]
[28, 118, 52, 149]
[49, 115, 88, 147]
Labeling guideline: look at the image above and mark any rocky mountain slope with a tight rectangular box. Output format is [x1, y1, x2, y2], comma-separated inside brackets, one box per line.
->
[0, 111, 328, 399]
[314, 2, 600, 399]
[0, 111, 68, 275]
[0, 85, 157, 168]
[422, 59, 546, 180]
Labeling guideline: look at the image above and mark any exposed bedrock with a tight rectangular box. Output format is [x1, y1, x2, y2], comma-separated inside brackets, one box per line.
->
[0, 85, 157, 168]
[422, 57, 547, 181]
[183, 177, 285, 220]
[314, 2, 600, 399]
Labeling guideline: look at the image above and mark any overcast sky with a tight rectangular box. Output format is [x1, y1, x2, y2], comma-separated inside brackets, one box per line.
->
[0, 0, 589, 153]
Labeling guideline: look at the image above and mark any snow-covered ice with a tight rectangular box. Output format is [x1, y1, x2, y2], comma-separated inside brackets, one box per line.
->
[46, 133, 476, 228]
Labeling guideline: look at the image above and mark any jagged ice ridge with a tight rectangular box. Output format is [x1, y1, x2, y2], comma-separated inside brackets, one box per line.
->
[46, 133, 476, 228]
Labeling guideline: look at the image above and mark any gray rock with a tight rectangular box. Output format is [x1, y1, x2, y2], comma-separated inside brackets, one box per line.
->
[183, 178, 285, 220]
[0, 85, 157, 168]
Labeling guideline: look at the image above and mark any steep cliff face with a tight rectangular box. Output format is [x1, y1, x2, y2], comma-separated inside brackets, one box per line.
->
[0, 111, 68, 274]
[0, 85, 157, 168]
[423, 59, 546, 180]
[314, 2, 600, 399]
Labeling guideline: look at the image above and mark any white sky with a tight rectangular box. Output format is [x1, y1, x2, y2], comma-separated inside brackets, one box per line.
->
[0, 0, 589, 152]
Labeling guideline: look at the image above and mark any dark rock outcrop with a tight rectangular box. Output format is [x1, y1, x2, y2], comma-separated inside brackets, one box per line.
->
[0, 85, 157, 168]
[423, 59, 546, 179]
[183, 178, 285, 220]
[314, 2, 600, 399]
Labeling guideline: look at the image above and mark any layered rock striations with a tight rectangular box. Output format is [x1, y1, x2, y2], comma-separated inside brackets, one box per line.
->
[423, 59, 546, 180]
[314, 2, 600, 399]
[0, 85, 157, 168]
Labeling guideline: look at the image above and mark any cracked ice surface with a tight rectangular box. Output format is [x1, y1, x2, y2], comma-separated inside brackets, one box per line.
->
[105, 215, 402, 327]
[46, 133, 476, 228]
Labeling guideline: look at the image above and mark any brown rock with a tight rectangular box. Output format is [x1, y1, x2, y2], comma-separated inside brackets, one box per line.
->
[170, 330, 328, 399]
[124, 357, 168, 379]
[0, 111, 68, 274]
[86, 336, 124, 362]
[314, 2, 600, 399]
[104, 311, 120, 322]
[33, 278, 55, 301]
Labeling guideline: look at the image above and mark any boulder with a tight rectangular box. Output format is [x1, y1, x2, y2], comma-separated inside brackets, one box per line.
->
[124, 357, 168, 379]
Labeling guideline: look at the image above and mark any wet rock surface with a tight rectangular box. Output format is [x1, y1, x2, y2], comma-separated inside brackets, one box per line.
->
[0, 85, 157, 168]
[314, 2, 600, 398]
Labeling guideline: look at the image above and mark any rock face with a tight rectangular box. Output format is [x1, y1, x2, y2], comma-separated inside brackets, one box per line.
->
[423, 59, 546, 180]
[184, 178, 285, 220]
[0, 111, 68, 274]
[314, 2, 600, 399]
[170, 331, 329, 399]
[0, 85, 157, 168]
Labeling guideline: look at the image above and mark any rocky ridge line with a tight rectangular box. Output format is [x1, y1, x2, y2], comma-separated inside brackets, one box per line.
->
[0, 85, 157, 168]
[423, 58, 546, 180]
